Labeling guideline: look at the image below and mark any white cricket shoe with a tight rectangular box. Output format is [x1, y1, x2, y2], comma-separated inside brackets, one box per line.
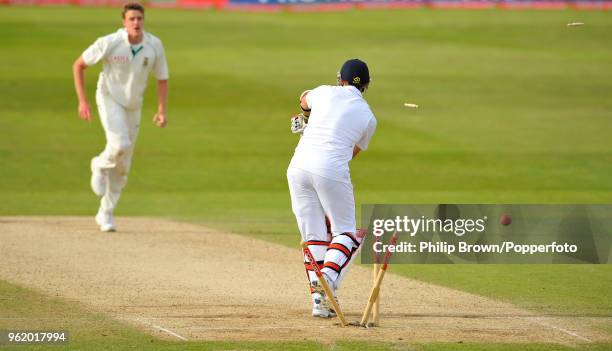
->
[90, 157, 107, 197]
[95, 211, 116, 232]
[310, 280, 337, 318]
[312, 292, 336, 318]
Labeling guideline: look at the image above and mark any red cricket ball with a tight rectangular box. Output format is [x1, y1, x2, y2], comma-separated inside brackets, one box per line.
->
[500, 214, 512, 226]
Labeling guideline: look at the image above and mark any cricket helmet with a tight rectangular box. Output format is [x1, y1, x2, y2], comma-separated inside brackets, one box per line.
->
[339, 59, 370, 90]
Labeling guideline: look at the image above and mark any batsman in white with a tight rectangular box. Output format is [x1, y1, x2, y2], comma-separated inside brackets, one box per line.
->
[288, 59, 377, 318]
[72, 2, 169, 232]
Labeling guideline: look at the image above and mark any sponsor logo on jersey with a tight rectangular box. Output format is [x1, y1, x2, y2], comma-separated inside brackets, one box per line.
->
[111, 55, 130, 64]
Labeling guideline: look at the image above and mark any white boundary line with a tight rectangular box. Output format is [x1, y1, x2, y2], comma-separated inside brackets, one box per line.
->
[133, 317, 189, 341]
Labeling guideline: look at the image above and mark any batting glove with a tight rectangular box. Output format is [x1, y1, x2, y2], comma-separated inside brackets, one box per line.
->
[291, 113, 308, 135]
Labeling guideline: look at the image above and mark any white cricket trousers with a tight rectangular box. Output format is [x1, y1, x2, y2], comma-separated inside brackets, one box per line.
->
[93, 88, 141, 214]
[287, 167, 356, 242]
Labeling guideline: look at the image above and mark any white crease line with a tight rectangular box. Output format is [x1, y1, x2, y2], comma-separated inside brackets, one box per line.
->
[531, 319, 592, 343]
[131, 316, 593, 342]
[133, 317, 189, 341]
[151, 324, 189, 341]
[189, 326, 327, 331]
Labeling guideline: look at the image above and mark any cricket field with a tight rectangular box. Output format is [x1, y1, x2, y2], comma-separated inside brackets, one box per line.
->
[0, 5, 611, 351]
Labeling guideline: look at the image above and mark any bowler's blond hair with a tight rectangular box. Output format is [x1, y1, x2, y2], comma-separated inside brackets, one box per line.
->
[122, 2, 145, 18]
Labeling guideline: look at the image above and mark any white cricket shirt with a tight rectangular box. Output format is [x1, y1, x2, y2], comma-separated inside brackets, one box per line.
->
[82, 28, 169, 110]
[289, 85, 377, 183]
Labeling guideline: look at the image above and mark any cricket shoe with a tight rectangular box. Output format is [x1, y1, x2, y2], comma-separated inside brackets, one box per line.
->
[310, 279, 338, 318]
[95, 211, 116, 232]
[90, 157, 108, 197]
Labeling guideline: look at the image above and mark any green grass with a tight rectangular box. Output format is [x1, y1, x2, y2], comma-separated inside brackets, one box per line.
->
[1, 5, 611, 350]
[392, 264, 612, 316]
